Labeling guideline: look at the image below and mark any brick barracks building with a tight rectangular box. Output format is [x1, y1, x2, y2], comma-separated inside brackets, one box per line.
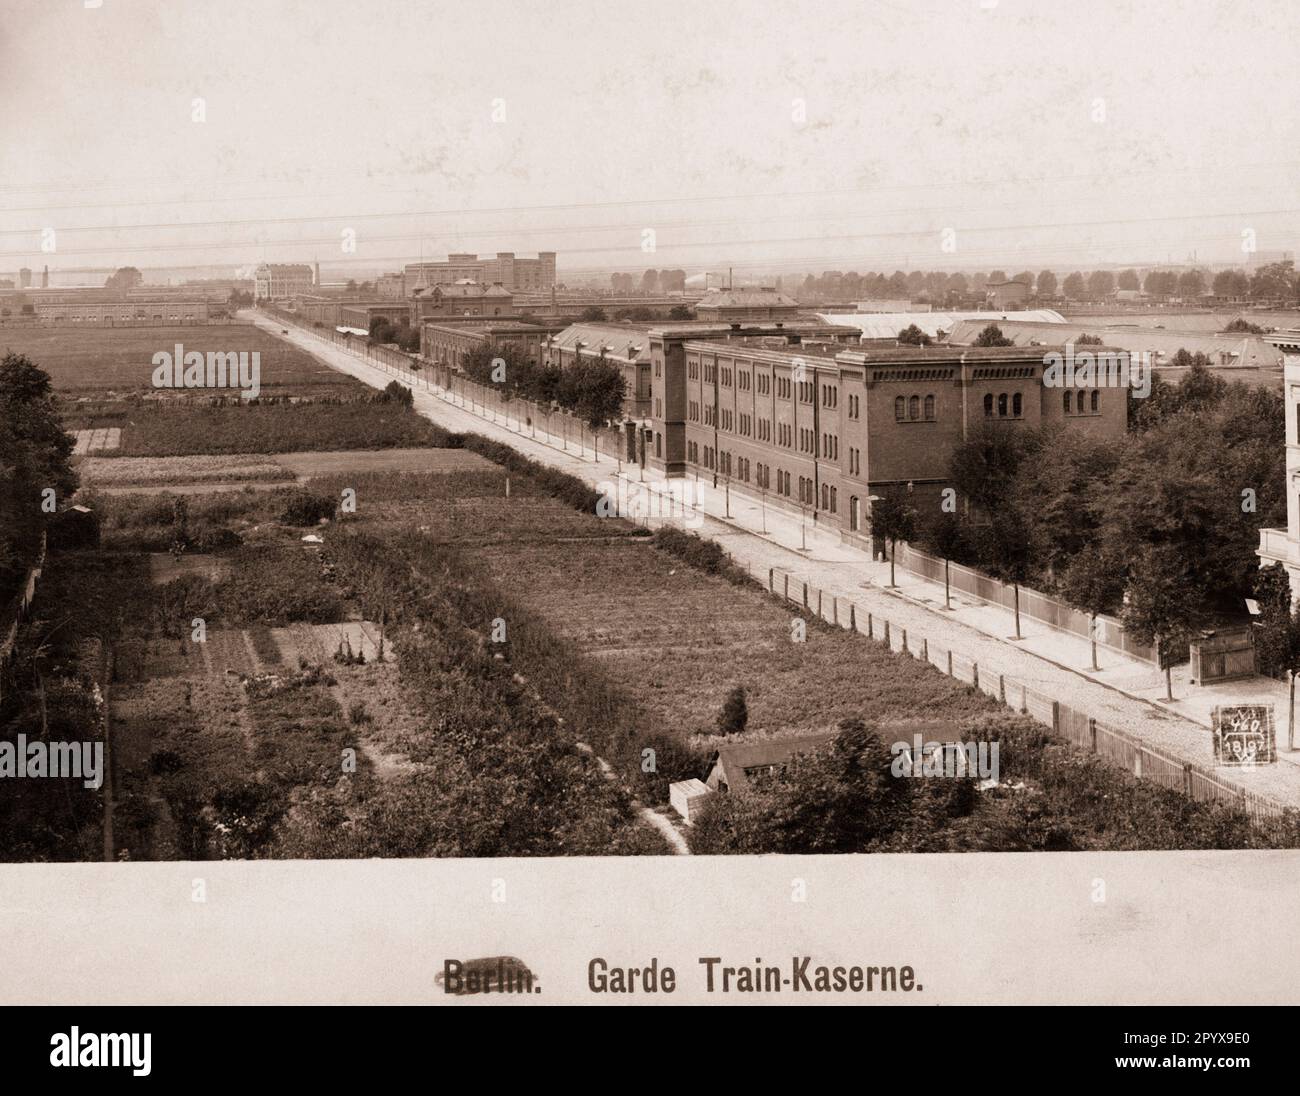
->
[645, 332, 1129, 541]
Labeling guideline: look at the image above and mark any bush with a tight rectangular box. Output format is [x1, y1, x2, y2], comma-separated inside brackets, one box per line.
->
[716, 686, 748, 735]
[280, 490, 336, 526]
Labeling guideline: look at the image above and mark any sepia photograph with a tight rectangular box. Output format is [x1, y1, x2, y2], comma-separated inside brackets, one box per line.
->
[1, 0, 1298, 1063]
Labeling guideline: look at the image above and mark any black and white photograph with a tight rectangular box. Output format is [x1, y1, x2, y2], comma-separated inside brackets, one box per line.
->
[0, 0, 1298, 1061]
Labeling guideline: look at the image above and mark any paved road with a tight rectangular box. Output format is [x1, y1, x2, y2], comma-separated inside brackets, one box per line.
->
[245, 312, 1300, 809]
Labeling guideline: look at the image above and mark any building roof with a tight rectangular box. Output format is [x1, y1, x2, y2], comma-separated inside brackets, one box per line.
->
[696, 287, 801, 311]
[550, 323, 653, 362]
[414, 282, 513, 299]
[708, 733, 838, 792]
[816, 309, 1066, 341]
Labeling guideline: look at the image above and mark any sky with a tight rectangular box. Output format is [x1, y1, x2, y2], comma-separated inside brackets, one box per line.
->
[2, 0, 1299, 282]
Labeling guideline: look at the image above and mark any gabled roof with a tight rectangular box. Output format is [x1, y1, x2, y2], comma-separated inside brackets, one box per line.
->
[708, 732, 837, 791]
[550, 322, 652, 362]
[696, 287, 800, 310]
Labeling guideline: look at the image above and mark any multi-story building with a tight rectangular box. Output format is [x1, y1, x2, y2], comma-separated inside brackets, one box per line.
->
[1257, 331, 1300, 602]
[422, 320, 564, 371]
[404, 251, 556, 293]
[376, 272, 407, 299]
[0, 293, 210, 326]
[253, 263, 315, 300]
[646, 334, 1130, 541]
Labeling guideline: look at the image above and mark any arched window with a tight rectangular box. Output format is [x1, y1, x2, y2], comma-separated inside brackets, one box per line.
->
[998, 393, 1008, 417]
[924, 394, 935, 420]
[984, 393, 993, 417]
[909, 395, 920, 420]
[1091, 390, 1099, 413]
[1063, 391, 1072, 414]
[895, 396, 905, 421]
[1012, 393, 1022, 417]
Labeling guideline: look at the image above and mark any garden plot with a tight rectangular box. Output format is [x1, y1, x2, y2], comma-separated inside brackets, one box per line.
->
[81, 454, 294, 488]
[308, 620, 395, 664]
[147, 552, 232, 585]
[480, 540, 998, 740]
[71, 427, 121, 455]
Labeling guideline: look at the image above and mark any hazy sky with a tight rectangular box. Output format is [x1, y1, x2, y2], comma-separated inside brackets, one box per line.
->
[3, 0, 1299, 280]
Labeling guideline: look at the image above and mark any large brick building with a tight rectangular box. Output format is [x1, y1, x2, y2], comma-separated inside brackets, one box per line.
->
[254, 263, 315, 300]
[646, 333, 1130, 540]
[404, 251, 556, 293]
[422, 320, 563, 371]
[412, 282, 514, 320]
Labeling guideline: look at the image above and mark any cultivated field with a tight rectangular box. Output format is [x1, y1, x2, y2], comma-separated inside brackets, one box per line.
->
[7, 324, 362, 398]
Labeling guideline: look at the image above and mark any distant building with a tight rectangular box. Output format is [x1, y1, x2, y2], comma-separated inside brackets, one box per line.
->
[0, 280, 12, 290]
[254, 263, 315, 301]
[412, 282, 514, 320]
[0, 290, 210, 326]
[376, 272, 407, 299]
[404, 251, 556, 293]
[694, 287, 802, 323]
[18, 268, 31, 290]
[986, 280, 1030, 309]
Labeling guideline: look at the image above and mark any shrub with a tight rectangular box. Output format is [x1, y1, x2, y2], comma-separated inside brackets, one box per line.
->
[280, 490, 336, 526]
[716, 685, 748, 735]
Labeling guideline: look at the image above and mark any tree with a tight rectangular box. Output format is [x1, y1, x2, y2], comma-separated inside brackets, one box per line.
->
[1249, 260, 1296, 301]
[868, 492, 917, 587]
[897, 323, 932, 347]
[1213, 270, 1249, 298]
[1117, 269, 1140, 291]
[1223, 317, 1265, 335]
[1059, 548, 1125, 670]
[668, 305, 693, 320]
[1252, 563, 1299, 679]
[922, 509, 967, 610]
[0, 354, 77, 600]
[1120, 542, 1198, 701]
[947, 423, 1038, 515]
[973, 323, 1013, 347]
[579, 306, 608, 322]
[1075, 333, 1104, 345]
[1036, 270, 1058, 297]
[1012, 270, 1035, 288]
[1177, 269, 1207, 299]
[716, 686, 748, 735]
[1087, 270, 1115, 299]
[1062, 272, 1086, 299]
[977, 504, 1035, 639]
[104, 266, 143, 292]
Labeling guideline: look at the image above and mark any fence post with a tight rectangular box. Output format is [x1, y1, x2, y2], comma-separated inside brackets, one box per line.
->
[803, 584, 809, 609]
[1183, 763, 1193, 796]
[998, 674, 1005, 704]
[1020, 683, 1027, 714]
[832, 597, 838, 626]
[817, 589, 823, 619]
[922, 637, 928, 662]
[947, 650, 953, 677]
[784, 575, 789, 601]
[1134, 748, 1144, 779]
[849, 603, 856, 632]
[867, 613, 873, 638]
[1088, 718, 1097, 752]
[768, 568, 774, 593]
[972, 663, 979, 690]
[1050, 700, 1059, 735]
[901, 628, 907, 655]
[883, 620, 890, 646]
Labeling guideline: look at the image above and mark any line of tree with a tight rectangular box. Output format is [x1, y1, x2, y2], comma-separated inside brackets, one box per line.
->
[609, 270, 688, 294]
[907, 359, 1285, 690]
[460, 344, 627, 440]
[779, 261, 1299, 305]
[0, 353, 77, 608]
[368, 315, 421, 353]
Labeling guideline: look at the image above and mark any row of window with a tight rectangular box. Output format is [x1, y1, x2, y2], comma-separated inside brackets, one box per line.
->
[983, 392, 1023, 419]
[685, 449, 838, 515]
[1064, 390, 1102, 415]
[896, 394, 937, 422]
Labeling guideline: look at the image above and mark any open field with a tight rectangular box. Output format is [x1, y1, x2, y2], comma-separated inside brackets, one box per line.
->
[5, 324, 362, 399]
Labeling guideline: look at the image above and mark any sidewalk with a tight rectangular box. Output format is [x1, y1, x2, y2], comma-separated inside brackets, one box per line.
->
[247, 312, 1300, 806]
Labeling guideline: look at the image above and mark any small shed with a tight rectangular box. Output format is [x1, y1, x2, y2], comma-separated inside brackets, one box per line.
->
[669, 779, 712, 824]
[1189, 627, 1256, 685]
